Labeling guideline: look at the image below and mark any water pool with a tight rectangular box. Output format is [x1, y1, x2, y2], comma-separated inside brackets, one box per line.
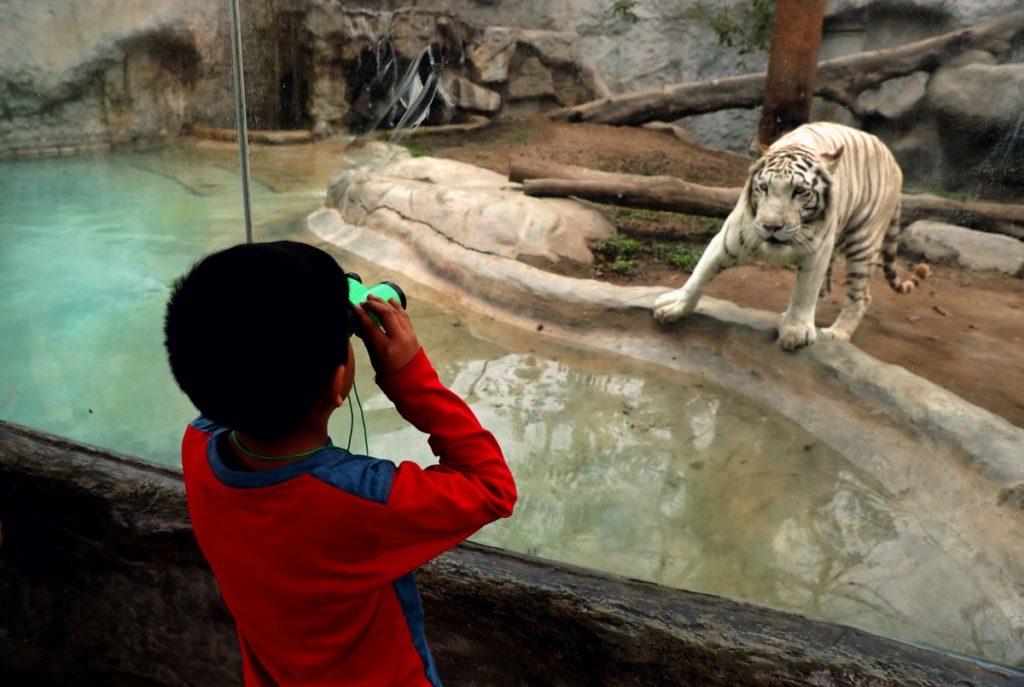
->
[1, 144, 1020, 668]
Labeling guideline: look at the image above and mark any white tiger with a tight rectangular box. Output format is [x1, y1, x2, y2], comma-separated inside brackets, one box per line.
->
[653, 122, 928, 350]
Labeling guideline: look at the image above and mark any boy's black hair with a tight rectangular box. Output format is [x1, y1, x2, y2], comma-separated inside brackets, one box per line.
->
[164, 241, 353, 442]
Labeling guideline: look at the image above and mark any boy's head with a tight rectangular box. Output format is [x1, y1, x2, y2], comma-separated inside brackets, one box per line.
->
[165, 241, 354, 441]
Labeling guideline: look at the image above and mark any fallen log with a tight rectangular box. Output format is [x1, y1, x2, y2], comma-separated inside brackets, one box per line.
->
[185, 123, 315, 145]
[547, 11, 1024, 125]
[900, 194, 1024, 240]
[524, 176, 738, 218]
[513, 158, 1024, 240]
[371, 115, 493, 141]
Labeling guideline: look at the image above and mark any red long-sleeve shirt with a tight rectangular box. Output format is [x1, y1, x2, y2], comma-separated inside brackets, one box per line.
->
[181, 349, 517, 686]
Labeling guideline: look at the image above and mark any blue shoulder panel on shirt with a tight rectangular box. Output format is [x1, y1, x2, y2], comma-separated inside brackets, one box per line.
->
[189, 415, 226, 434]
[393, 573, 443, 687]
[206, 434, 339, 489]
[309, 453, 396, 504]
[199, 422, 395, 498]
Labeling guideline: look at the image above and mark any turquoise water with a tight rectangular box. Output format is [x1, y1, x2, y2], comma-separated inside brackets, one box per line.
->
[1, 144, 1021, 668]
[0, 145, 316, 460]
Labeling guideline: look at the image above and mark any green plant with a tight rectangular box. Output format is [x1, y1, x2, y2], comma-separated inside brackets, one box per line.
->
[594, 234, 643, 261]
[666, 245, 703, 272]
[610, 0, 640, 24]
[700, 217, 725, 235]
[609, 258, 639, 275]
[691, 0, 775, 56]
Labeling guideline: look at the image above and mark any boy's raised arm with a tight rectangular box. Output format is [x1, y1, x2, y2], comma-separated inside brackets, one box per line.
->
[354, 298, 517, 581]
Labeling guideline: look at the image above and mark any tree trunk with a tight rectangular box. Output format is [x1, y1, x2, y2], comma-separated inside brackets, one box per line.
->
[512, 158, 1024, 240]
[758, 0, 826, 146]
[546, 11, 1024, 125]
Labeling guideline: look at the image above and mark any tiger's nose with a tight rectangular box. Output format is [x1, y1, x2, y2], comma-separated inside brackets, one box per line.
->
[763, 223, 784, 234]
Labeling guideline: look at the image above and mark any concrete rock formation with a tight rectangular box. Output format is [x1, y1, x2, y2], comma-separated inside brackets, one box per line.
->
[0, 0, 231, 157]
[325, 143, 614, 264]
[442, 75, 502, 113]
[818, 5, 1024, 193]
[0, 1, 606, 155]
[5, 420, 1021, 685]
[904, 220, 1024, 275]
[928, 62, 1024, 131]
[4, 0, 1023, 196]
[924, 60, 1024, 190]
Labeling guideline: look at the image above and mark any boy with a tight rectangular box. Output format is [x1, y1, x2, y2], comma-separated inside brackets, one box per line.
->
[163, 241, 517, 686]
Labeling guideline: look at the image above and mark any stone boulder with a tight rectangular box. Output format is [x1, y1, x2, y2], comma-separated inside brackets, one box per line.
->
[857, 72, 929, 122]
[827, 0, 1024, 25]
[507, 55, 556, 101]
[924, 60, 1024, 189]
[903, 220, 1024, 276]
[443, 75, 502, 113]
[926, 62, 1024, 135]
[467, 27, 580, 84]
[326, 143, 614, 263]
[464, 25, 598, 117]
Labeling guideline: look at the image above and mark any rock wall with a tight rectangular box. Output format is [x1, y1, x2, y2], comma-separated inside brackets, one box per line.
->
[819, 0, 1024, 195]
[4, 417, 1022, 686]
[0, 0, 606, 153]
[0, 0, 234, 157]
[3, 0, 1022, 193]
[423, 0, 1024, 192]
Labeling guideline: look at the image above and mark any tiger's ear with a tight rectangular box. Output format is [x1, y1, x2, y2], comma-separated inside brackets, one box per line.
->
[747, 136, 770, 160]
[821, 145, 844, 174]
[747, 155, 767, 177]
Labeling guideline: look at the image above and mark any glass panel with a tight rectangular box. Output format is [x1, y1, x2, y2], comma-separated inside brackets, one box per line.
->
[0, 2, 245, 461]
[3, 0, 1019, 675]
[229, 0, 1023, 670]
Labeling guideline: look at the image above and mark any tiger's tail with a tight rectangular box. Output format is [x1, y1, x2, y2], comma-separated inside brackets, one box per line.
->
[882, 208, 932, 294]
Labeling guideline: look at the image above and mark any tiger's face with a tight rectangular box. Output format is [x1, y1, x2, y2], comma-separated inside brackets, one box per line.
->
[747, 144, 843, 251]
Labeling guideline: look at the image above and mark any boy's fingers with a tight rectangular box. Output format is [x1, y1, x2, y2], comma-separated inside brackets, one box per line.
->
[353, 306, 386, 347]
[362, 296, 403, 336]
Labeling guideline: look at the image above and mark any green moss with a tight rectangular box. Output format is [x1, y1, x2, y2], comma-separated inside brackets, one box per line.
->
[933, 188, 972, 202]
[402, 143, 431, 158]
[610, 0, 640, 24]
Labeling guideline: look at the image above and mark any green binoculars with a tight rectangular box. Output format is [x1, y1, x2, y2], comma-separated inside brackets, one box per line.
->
[347, 273, 407, 324]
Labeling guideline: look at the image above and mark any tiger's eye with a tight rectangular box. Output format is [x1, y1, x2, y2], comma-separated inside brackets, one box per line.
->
[792, 186, 807, 198]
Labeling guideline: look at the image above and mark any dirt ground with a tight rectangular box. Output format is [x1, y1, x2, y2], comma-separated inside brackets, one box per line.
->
[417, 119, 1024, 428]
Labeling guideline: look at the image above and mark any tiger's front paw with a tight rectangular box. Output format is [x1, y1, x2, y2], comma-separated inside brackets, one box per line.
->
[819, 326, 851, 342]
[653, 289, 698, 323]
[777, 320, 817, 351]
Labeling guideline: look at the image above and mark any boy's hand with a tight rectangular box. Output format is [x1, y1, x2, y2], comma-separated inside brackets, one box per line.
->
[354, 294, 421, 377]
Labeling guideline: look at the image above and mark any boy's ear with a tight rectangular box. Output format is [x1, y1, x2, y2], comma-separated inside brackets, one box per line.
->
[329, 363, 347, 408]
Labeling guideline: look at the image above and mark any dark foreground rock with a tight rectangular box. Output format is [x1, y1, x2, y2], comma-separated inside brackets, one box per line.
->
[2, 421, 1021, 686]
